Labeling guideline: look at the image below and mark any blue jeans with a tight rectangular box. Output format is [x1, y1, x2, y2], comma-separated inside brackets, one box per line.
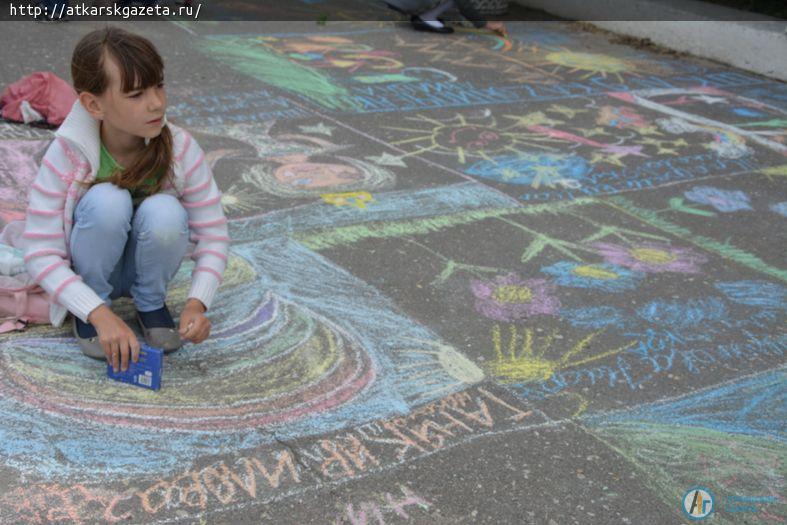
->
[70, 183, 189, 313]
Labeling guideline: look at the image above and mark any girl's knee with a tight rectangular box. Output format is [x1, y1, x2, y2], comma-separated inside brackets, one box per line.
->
[134, 194, 188, 243]
[75, 183, 133, 231]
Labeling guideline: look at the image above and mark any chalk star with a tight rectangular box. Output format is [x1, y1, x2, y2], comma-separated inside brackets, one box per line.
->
[365, 153, 407, 167]
[590, 152, 626, 167]
[298, 122, 335, 136]
[692, 95, 728, 105]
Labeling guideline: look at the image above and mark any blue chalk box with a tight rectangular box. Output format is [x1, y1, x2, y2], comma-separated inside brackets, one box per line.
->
[106, 343, 163, 390]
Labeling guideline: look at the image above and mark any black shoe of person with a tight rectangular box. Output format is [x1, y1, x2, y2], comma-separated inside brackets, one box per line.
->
[411, 15, 454, 33]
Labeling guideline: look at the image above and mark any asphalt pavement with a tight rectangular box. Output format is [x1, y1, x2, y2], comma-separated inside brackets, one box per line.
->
[0, 6, 785, 524]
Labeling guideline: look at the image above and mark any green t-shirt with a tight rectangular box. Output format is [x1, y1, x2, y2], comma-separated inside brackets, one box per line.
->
[96, 142, 159, 206]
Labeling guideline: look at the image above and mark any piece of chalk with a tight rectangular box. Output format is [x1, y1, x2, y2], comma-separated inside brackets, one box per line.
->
[181, 321, 194, 341]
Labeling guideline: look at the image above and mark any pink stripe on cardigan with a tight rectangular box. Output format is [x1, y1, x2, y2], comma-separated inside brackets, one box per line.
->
[52, 275, 82, 303]
[182, 195, 221, 208]
[193, 266, 223, 282]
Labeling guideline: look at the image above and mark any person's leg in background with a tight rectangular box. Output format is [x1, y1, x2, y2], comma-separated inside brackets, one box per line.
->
[411, 0, 457, 33]
[384, 0, 455, 33]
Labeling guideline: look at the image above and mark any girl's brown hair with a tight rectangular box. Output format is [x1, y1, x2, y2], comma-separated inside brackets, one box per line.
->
[71, 26, 173, 195]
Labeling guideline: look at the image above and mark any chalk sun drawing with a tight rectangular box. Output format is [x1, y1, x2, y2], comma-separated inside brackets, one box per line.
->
[487, 325, 637, 383]
[384, 111, 565, 165]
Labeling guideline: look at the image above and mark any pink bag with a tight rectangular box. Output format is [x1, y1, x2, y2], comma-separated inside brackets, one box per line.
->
[0, 72, 77, 126]
[0, 274, 50, 333]
[0, 220, 52, 333]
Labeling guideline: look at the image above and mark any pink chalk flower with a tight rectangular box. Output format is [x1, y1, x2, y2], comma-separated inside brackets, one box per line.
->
[593, 242, 708, 274]
[470, 273, 560, 322]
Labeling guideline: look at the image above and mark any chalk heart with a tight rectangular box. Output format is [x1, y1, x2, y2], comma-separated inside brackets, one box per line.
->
[0, 256, 378, 432]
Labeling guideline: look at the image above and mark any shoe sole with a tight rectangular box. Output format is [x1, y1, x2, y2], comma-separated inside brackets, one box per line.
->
[72, 317, 106, 361]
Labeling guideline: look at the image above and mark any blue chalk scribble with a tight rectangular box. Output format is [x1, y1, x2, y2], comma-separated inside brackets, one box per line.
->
[561, 306, 628, 329]
[769, 201, 787, 217]
[466, 153, 589, 187]
[636, 297, 729, 330]
[683, 185, 752, 213]
[715, 280, 787, 310]
[584, 369, 786, 441]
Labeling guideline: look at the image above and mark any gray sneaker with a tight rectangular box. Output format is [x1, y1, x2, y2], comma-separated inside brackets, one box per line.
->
[136, 306, 183, 353]
[72, 316, 106, 361]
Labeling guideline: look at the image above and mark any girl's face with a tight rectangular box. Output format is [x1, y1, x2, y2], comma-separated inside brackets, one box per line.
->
[96, 54, 167, 141]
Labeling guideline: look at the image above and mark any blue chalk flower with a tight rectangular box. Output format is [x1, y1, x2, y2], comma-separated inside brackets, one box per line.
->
[541, 261, 642, 293]
[683, 186, 751, 213]
[715, 280, 786, 310]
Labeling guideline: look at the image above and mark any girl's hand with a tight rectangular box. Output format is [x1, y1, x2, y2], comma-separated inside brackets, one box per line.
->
[88, 305, 140, 372]
[179, 298, 211, 344]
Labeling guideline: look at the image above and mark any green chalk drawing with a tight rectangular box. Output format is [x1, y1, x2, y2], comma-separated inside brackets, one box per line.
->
[760, 164, 787, 182]
[495, 216, 591, 264]
[295, 199, 592, 251]
[564, 211, 672, 244]
[667, 197, 718, 217]
[402, 238, 505, 287]
[586, 422, 786, 524]
[605, 196, 787, 283]
[197, 37, 361, 112]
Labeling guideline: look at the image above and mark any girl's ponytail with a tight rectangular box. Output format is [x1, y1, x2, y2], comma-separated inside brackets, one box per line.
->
[116, 120, 174, 196]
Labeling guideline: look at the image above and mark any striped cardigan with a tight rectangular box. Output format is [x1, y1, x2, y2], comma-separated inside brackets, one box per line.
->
[22, 100, 230, 326]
